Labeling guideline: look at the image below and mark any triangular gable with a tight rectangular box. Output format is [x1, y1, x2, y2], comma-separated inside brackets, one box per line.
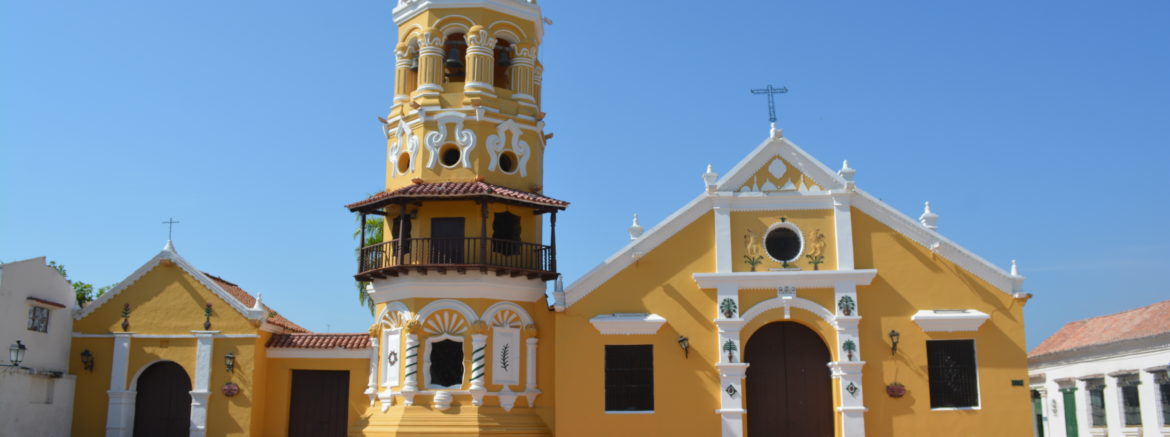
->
[733, 156, 827, 194]
[75, 241, 265, 322]
[564, 132, 1024, 307]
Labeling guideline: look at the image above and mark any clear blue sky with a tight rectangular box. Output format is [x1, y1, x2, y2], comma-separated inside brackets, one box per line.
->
[2, 1, 1167, 349]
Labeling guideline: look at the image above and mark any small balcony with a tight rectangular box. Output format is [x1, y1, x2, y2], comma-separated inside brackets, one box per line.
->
[356, 237, 557, 281]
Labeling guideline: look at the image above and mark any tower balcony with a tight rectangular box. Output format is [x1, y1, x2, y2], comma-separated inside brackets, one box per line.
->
[357, 237, 555, 281]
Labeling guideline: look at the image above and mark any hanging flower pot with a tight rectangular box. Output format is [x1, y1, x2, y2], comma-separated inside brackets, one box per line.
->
[222, 382, 240, 397]
[886, 382, 906, 398]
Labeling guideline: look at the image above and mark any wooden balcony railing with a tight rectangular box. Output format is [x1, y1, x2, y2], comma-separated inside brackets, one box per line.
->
[356, 237, 556, 281]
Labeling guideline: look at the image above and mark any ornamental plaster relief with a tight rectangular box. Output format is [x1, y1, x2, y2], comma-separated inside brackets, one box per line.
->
[423, 113, 476, 169]
[486, 119, 531, 176]
[387, 122, 420, 176]
[737, 156, 825, 194]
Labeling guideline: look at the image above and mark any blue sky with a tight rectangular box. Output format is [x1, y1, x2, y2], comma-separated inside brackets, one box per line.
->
[2, 1, 1167, 349]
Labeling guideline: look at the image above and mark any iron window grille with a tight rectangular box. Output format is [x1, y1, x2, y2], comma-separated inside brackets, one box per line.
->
[604, 345, 653, 412]
[926, 339, 979, 408]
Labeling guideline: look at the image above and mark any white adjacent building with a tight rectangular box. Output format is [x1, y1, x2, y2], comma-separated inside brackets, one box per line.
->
[0, 257, 78, 437]
[1029, 300, 1170, 437]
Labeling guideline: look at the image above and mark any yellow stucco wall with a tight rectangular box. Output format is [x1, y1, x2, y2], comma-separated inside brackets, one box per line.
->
[261, 358, 370, 437]
[69, 337, 113, 435]
[731, 209, 837, 272]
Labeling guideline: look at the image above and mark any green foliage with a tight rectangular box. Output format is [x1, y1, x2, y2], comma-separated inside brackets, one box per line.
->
[723, 339, 737, 352]
[842, 339, 856, 352]
[743, 254, 764, 271]
[353, 213, 386, 316]
[719, 298, 738, 318]
[49, 260, 113, 308]
[500, 343, 511, 371]
[806, 254, 824, 270]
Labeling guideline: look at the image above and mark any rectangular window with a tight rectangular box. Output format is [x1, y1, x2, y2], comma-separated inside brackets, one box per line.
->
[27, 306, 49, 333]
[1118, 374, 1141, 426]
[1086, 378, 1107, 427]
[605, 345, 653, 412]
[1156, 371, 1170, 425]
[926, 339, 979, 408]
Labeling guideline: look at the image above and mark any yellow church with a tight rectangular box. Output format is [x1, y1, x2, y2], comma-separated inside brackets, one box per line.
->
[66, 1, 1035, 436]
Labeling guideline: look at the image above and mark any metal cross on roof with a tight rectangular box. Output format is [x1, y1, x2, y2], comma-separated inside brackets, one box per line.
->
[162, 217, 180, 240]
[750, 84, 789, 123]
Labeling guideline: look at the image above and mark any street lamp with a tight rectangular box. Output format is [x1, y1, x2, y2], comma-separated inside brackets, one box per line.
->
[224, 352, 236, 373]
[676, 336, 690, 359]
[9, 341, 27, 367]
[888, 330, 901, 355]
[80, 349, 94, 372]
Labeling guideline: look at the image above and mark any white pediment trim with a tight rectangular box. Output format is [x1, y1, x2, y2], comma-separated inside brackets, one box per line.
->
[589, 313, 667, 335]
[75, 241, 265, 322]
[910, 309, 990, 332]
[715, 136, 846, 193]
[693, 270, 878, 290]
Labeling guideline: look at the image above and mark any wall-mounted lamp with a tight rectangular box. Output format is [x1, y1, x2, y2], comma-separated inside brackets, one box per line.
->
[80, 349, 94, 372]
[224, 352, 236, 373]
[9, 341, 26, 367]
[677, 336, 690, 359]
[888, 330, 901, 355]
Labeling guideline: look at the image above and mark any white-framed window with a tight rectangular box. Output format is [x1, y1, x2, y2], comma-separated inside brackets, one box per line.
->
[27, 306, 50, 333]
[425, 335, 464, 389]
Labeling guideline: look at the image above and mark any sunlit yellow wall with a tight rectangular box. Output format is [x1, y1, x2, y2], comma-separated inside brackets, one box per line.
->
[555, 212, 719, 437]
[849, 209, 1031, 436]
[68, 337, 113, 437]
[730, 209, 837, 272]
[250, 332, 272, 437]
[261, 358, 369, 437]
[384, 200, 542, 244]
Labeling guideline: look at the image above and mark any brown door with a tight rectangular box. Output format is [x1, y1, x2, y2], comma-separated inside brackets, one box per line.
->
[430, 217, 465, 264]
[745, 322, 833, 437]
[289, 370, 350, 437]
[133, 361, 192, 437]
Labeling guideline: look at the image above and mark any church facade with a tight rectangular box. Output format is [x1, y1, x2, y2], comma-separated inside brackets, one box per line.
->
[66, 1, 1035, 436]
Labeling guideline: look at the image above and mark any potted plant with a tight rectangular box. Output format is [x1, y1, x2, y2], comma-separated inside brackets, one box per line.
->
[720, 298, 738, 319]
[837, 296, 855, 316]
[842, 339, 857, 361]
[723, 339, 738, 363]
[886, 382, 906, 398]
[121, 304, 131, 331]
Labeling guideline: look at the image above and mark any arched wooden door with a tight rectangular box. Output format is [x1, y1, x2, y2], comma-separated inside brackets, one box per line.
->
[133, 361, 192, 437]
[745, 322, 833, 437]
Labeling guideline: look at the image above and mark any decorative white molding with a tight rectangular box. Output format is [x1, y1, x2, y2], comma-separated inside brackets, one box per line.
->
[740, 296, 836, 327]
[105, 333, 134, 437]
[628, 214, 644, 240]
[388, 121, 420, 176]
[911, 309, 990, 332]
[588, 313, 666, 335]
[424, 112, 476, 169]
[370, 273, 547, 303]
[481, 301, 534, 327]
[693, 269, 878, 291]
[491, 328, 520, 385]
[393, 0, 544, 41]
[418, 299, 477, 328]
[762, 220, 805, 264]
[485, 119, 531, 176]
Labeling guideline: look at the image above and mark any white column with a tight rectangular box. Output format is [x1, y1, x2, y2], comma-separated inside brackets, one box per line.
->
[1105, 374, 1124, 436]
[714, 200, 732, 273]
[524, 337, 540, 407]
[469, 333, 487, 406]
[833, 280, 866, 437]
[1075, 379, 1092, 436]
[831, 192, 855, 270]
[716, 363, 749, 437]
[105, 332, 134, 437]
[365, 336, 379, 406]
[190, 331, 216, 437]
[401, 333, 419, 406]
[1138, 371, 1160, 437]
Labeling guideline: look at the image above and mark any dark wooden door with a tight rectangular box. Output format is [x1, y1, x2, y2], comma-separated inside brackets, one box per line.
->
[431, 218, 465, 264]
[745, 322, 833, 437]
[133, 361, 191, 437]
[289, 370, 350, 437]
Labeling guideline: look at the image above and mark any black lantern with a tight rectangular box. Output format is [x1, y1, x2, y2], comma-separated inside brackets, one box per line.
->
[9, 340, 27, 367]
[677, 335, 690, 359]
[888, 330, 901, 355]
[224, 352, 236, 373]
[80, 349, 94, 372]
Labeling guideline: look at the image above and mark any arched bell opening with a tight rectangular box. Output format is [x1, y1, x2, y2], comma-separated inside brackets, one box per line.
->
[443, 33, 467, 82]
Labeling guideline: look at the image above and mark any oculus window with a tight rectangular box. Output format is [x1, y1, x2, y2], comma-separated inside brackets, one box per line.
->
[428, 339, 464, 388]
[926, 339, 979, 408]
[605, 345, 653, 412]
[764, 226, 802, 262]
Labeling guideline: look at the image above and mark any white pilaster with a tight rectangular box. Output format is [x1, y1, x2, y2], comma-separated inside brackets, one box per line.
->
[831, 192, 855, 270]
[190, 330, 216, 437]
[1137, 371, 1159, 437]
[365, 336, 379, 406]
[402, 333, 419, 405]
[714, 199, 732, 273]
[830, 361, 868, 437]
[524, 337, 540, 406]
[105, 332, 134, 437]
[1076, 378, 1092, 435]
[716, 363, 749, 437]
[469, 333, 487, 406]
[1105, 374, 1124, 436]
[833, 278, 866, 436]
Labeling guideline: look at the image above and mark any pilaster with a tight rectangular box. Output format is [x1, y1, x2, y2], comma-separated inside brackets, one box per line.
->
[1137, 370, 1159, 436]
[509, 41, 537, 115]
[413, 28, 444, 105]
[105, 332, 134, 437]
[469, 333, 487, 406]
[462, 25, 497, 106]
[366, 336, 379, 405]
[831, 191, 855, 270]
[714, 199, 732, 273]
[401, 333, 420, 405]
[393, 43, 414, 105]
[524, 336, 540, 406]
[716, 362, 749, 437]
[190, 330, 217, 437]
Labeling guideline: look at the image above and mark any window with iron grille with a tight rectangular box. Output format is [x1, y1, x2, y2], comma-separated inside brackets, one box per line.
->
[1156, 371, 1170, 425]
[1118, 374, 1141, 426]
[605, 345, 653, 412]
[926, 339, 978, 408]
[27, 306, 49, 333]
[1086, 378, 1107, 427]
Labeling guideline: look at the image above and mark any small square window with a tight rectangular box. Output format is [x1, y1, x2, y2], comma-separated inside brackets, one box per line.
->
[27, 306, 50, 333]
[605, 345, 653, 412]
[926, 339, 979, 408]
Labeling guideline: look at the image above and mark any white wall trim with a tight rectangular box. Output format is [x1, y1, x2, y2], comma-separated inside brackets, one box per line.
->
[911, 309, 990, 332]
[588, 313, 667, 335]
[481, 301, 534, 326]
[370, 273, 546, 303]
[740, 297, 836, 327]
[417, 299, 479, 324]
[265, 348, 371, 359]
[693, 270, 878, 291]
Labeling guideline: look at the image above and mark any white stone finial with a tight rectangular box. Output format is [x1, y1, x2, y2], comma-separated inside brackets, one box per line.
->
[1010, 260, 1020, 277]
[770, 122, 783, 139]
[163, 240, 176, 253]
[919, 201, 939, 230]
[703, 164, 719, 193]
[628, 214, 645, 240]
[838, 160, 856, 181]
[252, 293, 264, 311]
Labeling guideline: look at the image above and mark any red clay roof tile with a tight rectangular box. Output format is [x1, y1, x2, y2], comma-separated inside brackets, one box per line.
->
[1029, 299, 1170, 358]
[346, 181, 568, 211]
[266, 333, 370, 349]
[204, 273, 309, 333]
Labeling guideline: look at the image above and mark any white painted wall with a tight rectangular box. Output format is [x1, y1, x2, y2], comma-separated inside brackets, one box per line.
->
[0, 256, 78, 437]
[1030, 336, 1170, 437]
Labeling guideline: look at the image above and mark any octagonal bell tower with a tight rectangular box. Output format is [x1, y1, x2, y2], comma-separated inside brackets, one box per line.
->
[347, 1, 561, 434]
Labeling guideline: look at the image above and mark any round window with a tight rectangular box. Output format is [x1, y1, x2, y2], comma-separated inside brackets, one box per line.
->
[499, 151, 517, 173]
[397, 153, 411, 173]
[764, 226, 802, 262]
[440, 145, 461, 167]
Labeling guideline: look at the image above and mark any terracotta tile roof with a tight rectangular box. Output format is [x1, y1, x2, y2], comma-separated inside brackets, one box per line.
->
[346, 181, 569, 211]
[1029, 299, 1170, 358]
[204, 273, 309, 333]
[266, 333, 370, 349]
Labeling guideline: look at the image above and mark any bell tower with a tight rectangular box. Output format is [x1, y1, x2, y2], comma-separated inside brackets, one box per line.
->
[346, 1, 561, 434]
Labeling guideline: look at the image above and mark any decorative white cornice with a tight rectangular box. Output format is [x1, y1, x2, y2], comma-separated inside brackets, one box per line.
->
[75, 241, 265, 322]
[589, 313, 667, 335]
[693, 270, 878, 291]
[393, 0, 543, 40]
[910, 309, 990, 332]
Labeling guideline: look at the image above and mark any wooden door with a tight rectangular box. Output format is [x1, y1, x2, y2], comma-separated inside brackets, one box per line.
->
[745, 322, 833, 437]
[133, 361, 192, 437]
[431, 217, 465, 264]
[289, 370, 350, 437]
[1062, 389, 1079, 437]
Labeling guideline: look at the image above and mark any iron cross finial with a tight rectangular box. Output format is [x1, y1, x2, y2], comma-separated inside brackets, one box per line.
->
[750, 84, 789, 123]
[162, 217, 180, 240]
